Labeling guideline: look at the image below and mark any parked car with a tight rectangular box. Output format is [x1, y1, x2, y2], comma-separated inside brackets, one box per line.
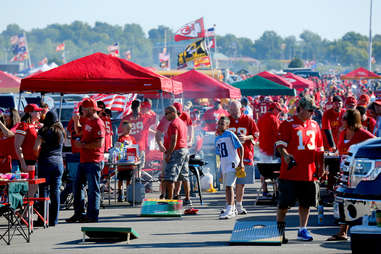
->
[0, 93, 28, 111]
[334, 137, 381, 223]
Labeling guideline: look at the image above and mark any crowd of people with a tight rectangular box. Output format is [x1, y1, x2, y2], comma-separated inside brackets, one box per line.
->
[0, 75, 380, 244]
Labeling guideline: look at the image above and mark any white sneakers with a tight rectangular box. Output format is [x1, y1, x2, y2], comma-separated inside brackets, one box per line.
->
[219, 208, 237, 219]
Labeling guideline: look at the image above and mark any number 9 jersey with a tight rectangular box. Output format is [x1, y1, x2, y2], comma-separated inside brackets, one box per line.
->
[275, 115, 324, 181]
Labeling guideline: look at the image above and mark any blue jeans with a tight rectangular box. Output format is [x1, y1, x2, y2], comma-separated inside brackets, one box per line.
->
[73, 162, 102, 221]
[37, 156, 64, 226]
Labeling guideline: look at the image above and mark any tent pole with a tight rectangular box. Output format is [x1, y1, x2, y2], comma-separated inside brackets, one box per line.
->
[18, 90, 22, 111]
[160, 90, 165, 115]
[58, 93, 64, 121]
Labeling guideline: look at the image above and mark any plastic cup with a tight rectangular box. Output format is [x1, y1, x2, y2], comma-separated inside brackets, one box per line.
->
[28, 169, 35, 179]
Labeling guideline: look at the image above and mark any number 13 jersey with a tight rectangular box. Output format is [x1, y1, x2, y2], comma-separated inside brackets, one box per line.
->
[275, 115, 324, 181]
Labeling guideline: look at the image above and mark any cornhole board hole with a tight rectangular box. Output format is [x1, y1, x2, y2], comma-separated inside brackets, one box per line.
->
[81, 227, 139, 243]
[230, 221, 282, 245]
[140, 199, 182, 217]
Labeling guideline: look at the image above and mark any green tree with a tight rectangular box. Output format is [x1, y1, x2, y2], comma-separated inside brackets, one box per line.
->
[253, 31, 283, 59]
[288, 58, 304, 68]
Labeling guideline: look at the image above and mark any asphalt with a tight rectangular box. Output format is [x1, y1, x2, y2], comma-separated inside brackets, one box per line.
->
[1, 183, 352, 254]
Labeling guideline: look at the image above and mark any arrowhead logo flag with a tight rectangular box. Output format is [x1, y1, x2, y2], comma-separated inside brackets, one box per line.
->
[177, 39, 208, 68]
[174, 18, 205, 41]
[56, 43, 65, 52]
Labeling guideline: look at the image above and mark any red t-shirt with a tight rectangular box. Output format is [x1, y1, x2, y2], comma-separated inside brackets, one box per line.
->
[228, 114, 258, 165]
[179, 112, 192, 126]
[80, 117, 105, 163]
[0, 124, 18, 159]
[101, 115, 113, 152]
[119, 112, 155, 152]
[202, 107, 229, 131]
[337, 128, 375, 155]
[15, 122, 40, 161]
[276, 116, 324, 181]
[164, 117, 188, 150]
[362, 117, 376, 134]
[257, 112, 281, 156]
[118, 135, 136, 145]
[322, 108, 345, 148]
[68, 117, 88, 154]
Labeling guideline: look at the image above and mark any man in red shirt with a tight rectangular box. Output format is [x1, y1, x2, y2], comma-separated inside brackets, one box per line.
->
[118, 100, 156, 174]
[257, 102, 282, 196]
[66, 98, 105, 223]
[322, 95, 345, 151]
[275, 97, 325, 243]
[159, 106, 190, 203]
[202, 99, 229, 131]
[228, 100, 258, 214]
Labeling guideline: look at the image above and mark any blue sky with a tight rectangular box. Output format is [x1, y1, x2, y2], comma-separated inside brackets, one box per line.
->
[1, 0, 380, 41]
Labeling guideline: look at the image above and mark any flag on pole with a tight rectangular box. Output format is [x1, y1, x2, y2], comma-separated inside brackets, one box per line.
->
[174, 18, 205, 41]
[10, 35, 19, 45]
[10, 52, 28, 62]
[56, 43, 65, 52]
[108, 43, 119, 57]
[124, 50, 131, 60]
[39, 57, 48, 66]
[177, 38, 208, 68]
[194, 56, 211, 69]
[159, 48, 170, 69]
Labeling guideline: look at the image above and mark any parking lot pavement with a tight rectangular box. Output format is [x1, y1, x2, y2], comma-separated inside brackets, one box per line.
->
[0, 184, 351, 253]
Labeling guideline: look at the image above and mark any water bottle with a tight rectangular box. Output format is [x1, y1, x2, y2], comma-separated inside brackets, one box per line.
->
[15, 165, 21, 180]
[317, 204, 324, 225]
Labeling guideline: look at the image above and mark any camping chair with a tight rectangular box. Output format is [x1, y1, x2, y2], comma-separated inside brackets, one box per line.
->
[0, 181, 33, 245]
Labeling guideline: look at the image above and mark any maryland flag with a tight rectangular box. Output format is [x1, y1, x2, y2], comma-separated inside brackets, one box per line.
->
[194, 56, 211, 69]
[177, 39, 208, 69]
[56, 43, 65, 52]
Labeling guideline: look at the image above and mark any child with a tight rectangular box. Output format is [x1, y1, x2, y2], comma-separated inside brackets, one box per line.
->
[215, 116, 244, 219]
[117, 120, 137, 202]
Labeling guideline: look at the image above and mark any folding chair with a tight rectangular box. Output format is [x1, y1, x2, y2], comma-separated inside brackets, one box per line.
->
[0, 181, 33, 245]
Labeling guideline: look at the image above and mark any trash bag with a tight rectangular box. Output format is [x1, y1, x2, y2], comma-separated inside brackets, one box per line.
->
[200, 172, 213, 191]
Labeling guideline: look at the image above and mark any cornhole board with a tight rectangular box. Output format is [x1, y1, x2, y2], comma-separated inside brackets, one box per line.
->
[81, 227, 139, 243]
[140, 199, 182, 217]
[230, 221, 282, 245]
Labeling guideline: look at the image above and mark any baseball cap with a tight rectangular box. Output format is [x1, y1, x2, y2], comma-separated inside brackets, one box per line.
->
[374, 100, 381, 106]
[345, 96, 357, 106]
[298, 97, 317, 110]
[141, 101, 151, 109]
[81, 98, 102, 111]
[24, 104, 44, 113]
[173, 102, 183, 114]
[358, 94, 370, 105]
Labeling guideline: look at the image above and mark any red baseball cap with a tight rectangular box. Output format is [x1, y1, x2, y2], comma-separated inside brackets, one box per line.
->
[24, 104, 44, 113]
[141, 101, 151, 109]
[81, 98, 101, 111]
[358, 94, 370, 105]
[173, 102, 183, 114]
[345, 96, 357, 106]
[374, 100, 381, 106]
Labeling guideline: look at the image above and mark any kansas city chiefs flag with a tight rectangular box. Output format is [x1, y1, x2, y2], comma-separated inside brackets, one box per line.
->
[174, 17, 205, 41]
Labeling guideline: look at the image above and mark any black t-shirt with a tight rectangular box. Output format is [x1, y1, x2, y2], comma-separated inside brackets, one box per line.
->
[38, 128, 63, 158]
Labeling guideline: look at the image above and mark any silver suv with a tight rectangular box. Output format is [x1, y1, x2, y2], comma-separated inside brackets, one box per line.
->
[334, 137, 381, 222]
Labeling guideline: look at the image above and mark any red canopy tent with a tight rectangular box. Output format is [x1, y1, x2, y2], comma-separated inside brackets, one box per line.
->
[20, 52, 182, 95]
[172, 70, 241, 99]
[282, 72, 315, 91]
[340, 67, 381, 80]
[0, 70, 21, 93]
[256, 71, 293, 88]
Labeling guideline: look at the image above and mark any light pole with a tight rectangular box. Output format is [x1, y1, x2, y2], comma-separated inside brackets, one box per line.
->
[368, 0, 373, 71]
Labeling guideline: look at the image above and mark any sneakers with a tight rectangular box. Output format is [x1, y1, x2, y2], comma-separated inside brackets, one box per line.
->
[65, 214, 83, 223]
[219, 209, 236, 219]
[297, 228, 313, 241]
[183, 199, 192, 206]
[236, 207, 247, 215]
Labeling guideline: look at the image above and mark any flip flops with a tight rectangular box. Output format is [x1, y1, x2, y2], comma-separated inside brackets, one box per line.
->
[184, 208, 199, 215]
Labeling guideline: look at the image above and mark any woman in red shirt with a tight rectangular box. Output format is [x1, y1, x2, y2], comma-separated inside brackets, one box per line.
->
[337, 109, 375, 155]
[14, 104, 43, 178]
[328, 108, 375, 241]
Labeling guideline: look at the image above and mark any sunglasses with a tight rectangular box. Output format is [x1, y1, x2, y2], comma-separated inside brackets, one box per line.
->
[165, 111, 172, 115]
[122, 122, 130, 125]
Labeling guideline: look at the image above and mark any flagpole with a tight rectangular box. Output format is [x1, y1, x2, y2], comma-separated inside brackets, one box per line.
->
[368, 0, 373, 71]
[213, 24, 218, 70]
[23, 32, 32, 69]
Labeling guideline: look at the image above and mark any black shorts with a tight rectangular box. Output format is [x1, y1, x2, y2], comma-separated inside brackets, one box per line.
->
[278, 179, 319, 209]
[117, 169, 133, 181]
